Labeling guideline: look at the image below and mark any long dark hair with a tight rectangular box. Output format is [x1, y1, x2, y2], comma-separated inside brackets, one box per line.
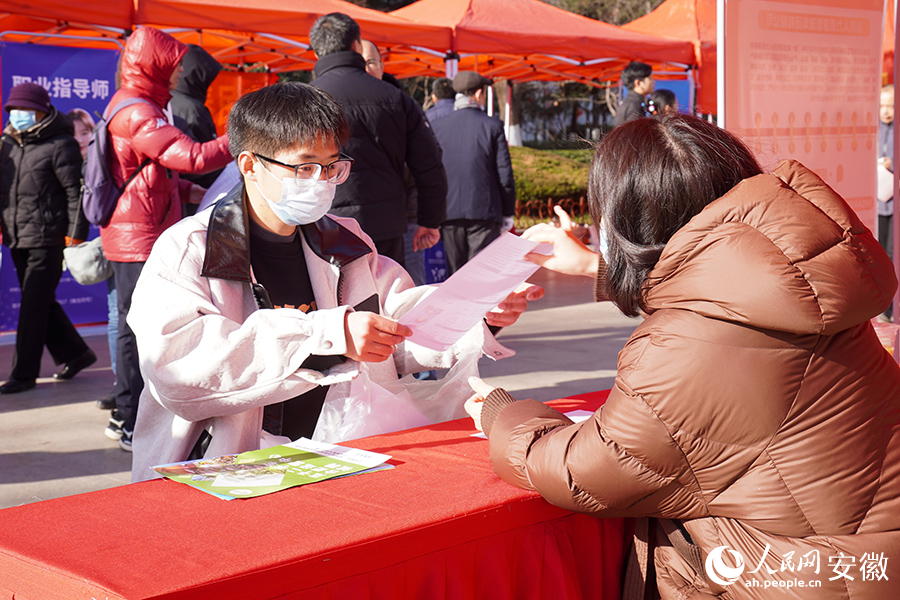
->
[589, 114, 763, 317]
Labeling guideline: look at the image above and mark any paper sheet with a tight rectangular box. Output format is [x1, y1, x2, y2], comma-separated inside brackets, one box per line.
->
[471, 409, 594, 439]
[399, 233, 551, 351]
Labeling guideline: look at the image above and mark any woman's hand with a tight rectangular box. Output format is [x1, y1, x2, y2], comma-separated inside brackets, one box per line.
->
[521, 205, 599, 278]
[465, 376, 497, 432]
[344, 311, 412, 362]
[485, 283, 545, 328]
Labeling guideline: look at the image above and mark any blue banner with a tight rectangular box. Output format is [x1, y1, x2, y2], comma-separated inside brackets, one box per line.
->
[0, 42, 119, 331]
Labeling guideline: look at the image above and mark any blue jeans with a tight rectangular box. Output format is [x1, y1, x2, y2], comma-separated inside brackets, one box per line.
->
[107, 276, 117, 377]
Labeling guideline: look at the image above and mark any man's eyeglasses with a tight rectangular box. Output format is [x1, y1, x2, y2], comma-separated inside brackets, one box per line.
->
[255, 153, 354, 185]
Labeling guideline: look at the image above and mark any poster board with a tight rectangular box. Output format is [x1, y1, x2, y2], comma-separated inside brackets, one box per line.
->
[723, 0, 885, 231]
[0, 41, 119, 330]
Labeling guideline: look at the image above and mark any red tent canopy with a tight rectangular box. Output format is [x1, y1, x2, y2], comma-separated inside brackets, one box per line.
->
[392, 0, 694, 70]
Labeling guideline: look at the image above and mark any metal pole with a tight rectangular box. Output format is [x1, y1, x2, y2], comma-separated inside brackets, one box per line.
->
[893, 0, 900, 340]
[717, 0, 726, 127]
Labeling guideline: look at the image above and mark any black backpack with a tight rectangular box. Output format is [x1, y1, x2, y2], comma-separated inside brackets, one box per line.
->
[81, 98, 152, 226]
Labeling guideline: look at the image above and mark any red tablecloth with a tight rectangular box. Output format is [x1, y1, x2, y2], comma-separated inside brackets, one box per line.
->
[0, 391, 624, 600]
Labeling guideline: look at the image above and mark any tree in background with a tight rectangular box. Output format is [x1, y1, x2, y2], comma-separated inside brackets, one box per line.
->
[540, 0, 664, 26]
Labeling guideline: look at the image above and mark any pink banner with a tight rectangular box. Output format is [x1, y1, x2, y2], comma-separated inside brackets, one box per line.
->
[724, 0, 885, 230]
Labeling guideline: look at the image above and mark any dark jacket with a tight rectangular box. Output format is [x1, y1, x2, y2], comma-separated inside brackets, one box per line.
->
[430, 103, 515, 223]
[483, 161, 900, 599]
[0, 108, 86, 248]
[614, 90, 646, 127]
[312, 51, 447, 242]
[171, 44, 224, 189]
[101, 27, 231, 263]
[425, 98, 454, 123]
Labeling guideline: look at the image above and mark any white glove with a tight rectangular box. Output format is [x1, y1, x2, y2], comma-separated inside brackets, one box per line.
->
[501, 216, 515, 233]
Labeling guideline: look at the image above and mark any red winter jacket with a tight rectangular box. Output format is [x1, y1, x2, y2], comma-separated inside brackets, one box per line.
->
[100, 27, 231, 262]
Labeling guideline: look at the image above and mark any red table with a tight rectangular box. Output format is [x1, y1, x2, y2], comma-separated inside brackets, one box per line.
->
[0, 391, 624, 600]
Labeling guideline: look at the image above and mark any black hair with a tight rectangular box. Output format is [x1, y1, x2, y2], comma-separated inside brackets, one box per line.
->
[309, 13, 361, 57]
[432, 78, 455, 100]
[588, 114, 763, 316]
[650, 89, 677, 115]
[621, 61, 653, 91]
[227, 82, 350, 159]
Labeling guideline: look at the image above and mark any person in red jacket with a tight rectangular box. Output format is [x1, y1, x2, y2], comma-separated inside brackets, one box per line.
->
[100, 26, 232, 451]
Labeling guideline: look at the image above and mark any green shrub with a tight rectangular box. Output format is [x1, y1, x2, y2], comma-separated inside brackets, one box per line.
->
[511, 147, 593, 224]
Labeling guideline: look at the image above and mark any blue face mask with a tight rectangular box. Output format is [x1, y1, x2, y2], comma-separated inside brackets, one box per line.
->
[9, 109, 36, 131]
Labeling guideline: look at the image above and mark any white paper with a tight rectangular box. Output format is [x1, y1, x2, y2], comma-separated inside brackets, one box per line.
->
[399, 233, 551, 351]
[471, 409, 593, 439]
[283, 438, 391, 468]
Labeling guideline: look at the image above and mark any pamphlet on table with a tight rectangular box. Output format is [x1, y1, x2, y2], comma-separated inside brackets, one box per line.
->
[152, 438, 392, 500]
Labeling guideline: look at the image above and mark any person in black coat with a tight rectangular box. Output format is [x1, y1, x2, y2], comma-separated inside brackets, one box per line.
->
[0, 83, 95, 394]
[309, 13, 447, 267]
[613, 61, 654, 127]
[430, 71, 516, 275]
[171, 44, 225, 191]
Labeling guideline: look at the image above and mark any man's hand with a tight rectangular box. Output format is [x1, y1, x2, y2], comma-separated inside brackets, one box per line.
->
[413, 226, 440, 252]
[520, 205, 599, 278]
[485, 282, 545, 328]
[344, 311, 412, 362]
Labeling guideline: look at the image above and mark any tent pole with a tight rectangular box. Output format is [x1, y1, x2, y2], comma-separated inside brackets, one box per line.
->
[487, 84, 494, 117]
[893, 0, 899, 340]
[687, 67, 696, 116]
[505, 84, 511, 140]
[717, 0, 726, 127]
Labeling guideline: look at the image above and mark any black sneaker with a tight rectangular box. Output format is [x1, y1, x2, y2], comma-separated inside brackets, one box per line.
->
[105, 411, 125, 441]
[119, 429, 133, 452]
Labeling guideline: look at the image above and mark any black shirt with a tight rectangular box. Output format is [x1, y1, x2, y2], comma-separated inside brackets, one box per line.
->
[249, 219, 344, 440]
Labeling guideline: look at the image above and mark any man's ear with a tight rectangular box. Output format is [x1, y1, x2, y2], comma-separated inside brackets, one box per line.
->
[350, 39, 363, 55]
[237, 151, 259, 183]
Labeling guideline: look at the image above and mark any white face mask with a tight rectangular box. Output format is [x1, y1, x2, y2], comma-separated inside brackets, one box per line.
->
[254, 161, 335, 226]
[597, 224, 610, 263]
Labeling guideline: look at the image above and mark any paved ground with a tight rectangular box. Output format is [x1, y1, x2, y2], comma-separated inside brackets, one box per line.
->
[0, 268, 641, 509]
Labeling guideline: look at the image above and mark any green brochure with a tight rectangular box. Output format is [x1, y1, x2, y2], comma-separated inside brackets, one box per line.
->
[152, 438, 392, 500]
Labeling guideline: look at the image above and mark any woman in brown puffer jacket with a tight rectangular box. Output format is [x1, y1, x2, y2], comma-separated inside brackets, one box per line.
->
[467, 115, 900, 599]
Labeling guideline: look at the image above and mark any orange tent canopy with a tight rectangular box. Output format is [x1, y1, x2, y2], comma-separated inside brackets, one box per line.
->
[623, 0, 716, 113]
[0, 0, 696, 89]
[135, 0, 451, 49]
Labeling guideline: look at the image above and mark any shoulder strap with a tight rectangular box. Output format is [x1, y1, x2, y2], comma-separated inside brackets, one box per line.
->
[103, 97, 152, 122]
[104, 98, 154, 192]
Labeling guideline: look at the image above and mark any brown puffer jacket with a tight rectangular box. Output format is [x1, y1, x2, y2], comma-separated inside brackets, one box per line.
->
[100, 27, 231, 263]
[482, 160, 900, 599]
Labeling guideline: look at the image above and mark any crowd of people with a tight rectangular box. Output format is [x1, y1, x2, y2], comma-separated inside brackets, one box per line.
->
[0, 12, 898, 598]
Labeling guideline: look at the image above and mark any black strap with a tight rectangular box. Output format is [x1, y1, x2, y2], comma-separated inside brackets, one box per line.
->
[120, 157, 151, 194]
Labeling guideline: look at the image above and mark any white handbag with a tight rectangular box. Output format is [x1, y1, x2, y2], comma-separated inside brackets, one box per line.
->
[63, 236, 113, 286]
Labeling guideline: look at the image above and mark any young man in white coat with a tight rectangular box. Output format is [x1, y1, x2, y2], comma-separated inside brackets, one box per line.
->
[127, 82, 541, 482]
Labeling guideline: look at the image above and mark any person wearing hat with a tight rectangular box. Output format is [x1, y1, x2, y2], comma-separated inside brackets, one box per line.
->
[429, 71, 516, 274]
[0, 82, 96, 394]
